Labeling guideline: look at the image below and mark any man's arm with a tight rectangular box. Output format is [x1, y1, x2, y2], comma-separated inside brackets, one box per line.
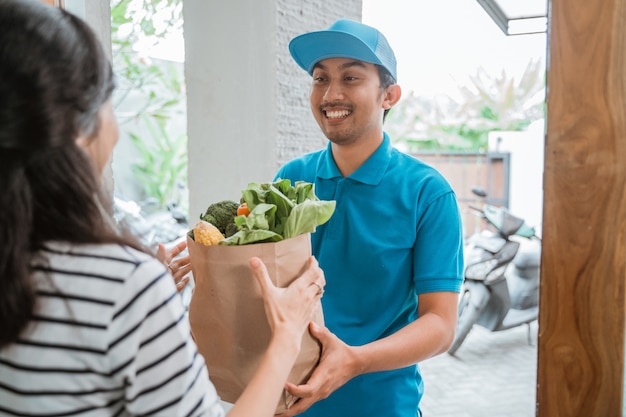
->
[356, 291, 459, 371]
[276, 291, 458, 417]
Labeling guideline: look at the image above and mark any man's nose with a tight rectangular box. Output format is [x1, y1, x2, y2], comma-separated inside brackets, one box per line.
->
[323, 80, 344, 101]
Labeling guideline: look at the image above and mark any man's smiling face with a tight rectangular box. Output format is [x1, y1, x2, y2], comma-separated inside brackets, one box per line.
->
[309, 58, 389, 146]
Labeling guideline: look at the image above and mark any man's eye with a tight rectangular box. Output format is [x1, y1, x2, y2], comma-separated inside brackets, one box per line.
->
[313, 76, 327, 82]
[345, 76, 358, 81]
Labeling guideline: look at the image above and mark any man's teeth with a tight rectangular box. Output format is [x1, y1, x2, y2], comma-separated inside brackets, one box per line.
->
[325, 110, 351, 119]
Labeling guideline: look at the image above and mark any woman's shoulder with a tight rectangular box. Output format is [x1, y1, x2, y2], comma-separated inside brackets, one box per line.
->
[37, 241, 176, 317]
[40, 241, 155, 266]
[37, 241, 167, 288]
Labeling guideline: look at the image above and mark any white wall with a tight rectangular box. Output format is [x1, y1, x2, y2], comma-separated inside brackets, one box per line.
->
[184, 0, 280, 219]
[488, 120, 545, 233]
[274, 0, 362, 167]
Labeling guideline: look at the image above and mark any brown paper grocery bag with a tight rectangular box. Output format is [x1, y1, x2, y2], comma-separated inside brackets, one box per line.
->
[187, 232, 324, 414]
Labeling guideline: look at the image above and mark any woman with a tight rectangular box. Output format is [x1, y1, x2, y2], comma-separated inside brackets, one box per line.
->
[0, 1, 325, 416]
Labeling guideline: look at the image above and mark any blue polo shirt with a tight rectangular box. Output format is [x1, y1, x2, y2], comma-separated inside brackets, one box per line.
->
[275, 133, 464, 417]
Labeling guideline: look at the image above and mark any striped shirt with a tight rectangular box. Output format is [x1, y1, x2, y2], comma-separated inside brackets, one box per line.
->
[0, 242, 225, 417]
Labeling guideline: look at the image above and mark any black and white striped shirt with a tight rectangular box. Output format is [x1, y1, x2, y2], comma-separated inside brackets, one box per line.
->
[0, 242, 225, 417]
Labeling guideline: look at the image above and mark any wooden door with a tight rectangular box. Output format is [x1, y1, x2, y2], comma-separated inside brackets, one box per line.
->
[538, 0, 626, 415]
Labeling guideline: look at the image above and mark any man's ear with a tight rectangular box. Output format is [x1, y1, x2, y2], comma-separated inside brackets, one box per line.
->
[382, 84, 402, 110]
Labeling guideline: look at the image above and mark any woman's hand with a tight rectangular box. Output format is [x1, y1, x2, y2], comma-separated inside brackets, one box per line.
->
[248, 256, 325, 349]
[229, 257, 325, 417]
[156, 240, 192, 292]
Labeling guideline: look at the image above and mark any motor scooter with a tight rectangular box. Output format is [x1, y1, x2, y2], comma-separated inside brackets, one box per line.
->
[113, 196, 189, 248]
[447, 188, 541, 356]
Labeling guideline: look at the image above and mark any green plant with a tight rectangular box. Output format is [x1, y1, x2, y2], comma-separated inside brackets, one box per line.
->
[129, 115, 187, 209]
[386, 59, 546, 152]
[110, 0, 187, 212]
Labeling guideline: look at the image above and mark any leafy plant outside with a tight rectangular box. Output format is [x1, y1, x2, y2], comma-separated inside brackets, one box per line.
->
[129, 116, 187, 209]
[385, 58, 546, 153]
[110, 0, 188, 214]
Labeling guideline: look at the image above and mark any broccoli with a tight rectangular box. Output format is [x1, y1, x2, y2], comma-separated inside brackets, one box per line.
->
[200, 200, 239, 235]
[224, 222, 239, 238]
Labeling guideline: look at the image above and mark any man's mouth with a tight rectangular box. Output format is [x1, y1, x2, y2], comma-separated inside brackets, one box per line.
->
[323, 109, 352, 119]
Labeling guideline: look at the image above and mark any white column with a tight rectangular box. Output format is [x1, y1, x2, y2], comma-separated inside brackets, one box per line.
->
[184, 0, 279, 219]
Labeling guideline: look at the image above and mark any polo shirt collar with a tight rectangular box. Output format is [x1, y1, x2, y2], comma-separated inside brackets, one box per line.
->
[317, 132, 393, 185]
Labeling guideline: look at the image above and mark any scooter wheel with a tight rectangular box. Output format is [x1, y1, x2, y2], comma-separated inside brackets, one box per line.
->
[448, 287, 482, 356]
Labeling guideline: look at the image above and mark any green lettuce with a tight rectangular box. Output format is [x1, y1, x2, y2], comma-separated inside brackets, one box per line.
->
[220, 179, 336, 246]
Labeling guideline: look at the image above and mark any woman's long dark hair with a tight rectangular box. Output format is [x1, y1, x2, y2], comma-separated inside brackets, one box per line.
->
[0, 0, 143, 348]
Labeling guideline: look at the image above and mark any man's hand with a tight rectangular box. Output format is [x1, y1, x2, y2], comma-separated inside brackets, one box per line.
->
[275, 322, 360, 417]
[273, 291, 460, 416]
[156, 240, 192, 292]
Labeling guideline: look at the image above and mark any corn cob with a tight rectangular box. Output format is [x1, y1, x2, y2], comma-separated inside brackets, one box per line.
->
[193, 220, 225, 245]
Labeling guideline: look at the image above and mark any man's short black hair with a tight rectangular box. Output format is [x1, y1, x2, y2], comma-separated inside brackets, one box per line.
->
[377, 65, 396, 122]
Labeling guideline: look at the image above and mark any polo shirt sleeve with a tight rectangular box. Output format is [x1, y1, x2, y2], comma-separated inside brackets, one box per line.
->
[413, 190, 464, 294]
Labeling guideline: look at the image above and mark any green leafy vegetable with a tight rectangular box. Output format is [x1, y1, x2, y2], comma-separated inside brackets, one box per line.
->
[200, 200, 239, 235]
[220, 179, 335, 246]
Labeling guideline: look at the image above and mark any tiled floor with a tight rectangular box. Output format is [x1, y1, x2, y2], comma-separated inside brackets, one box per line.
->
[420, 322, 538, 417]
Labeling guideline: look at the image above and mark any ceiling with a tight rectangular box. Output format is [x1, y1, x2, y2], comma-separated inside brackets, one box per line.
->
[477, 0, 548, 36]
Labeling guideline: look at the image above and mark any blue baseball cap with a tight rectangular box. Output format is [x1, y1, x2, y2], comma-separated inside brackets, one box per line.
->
[289, 19, 397, 82]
